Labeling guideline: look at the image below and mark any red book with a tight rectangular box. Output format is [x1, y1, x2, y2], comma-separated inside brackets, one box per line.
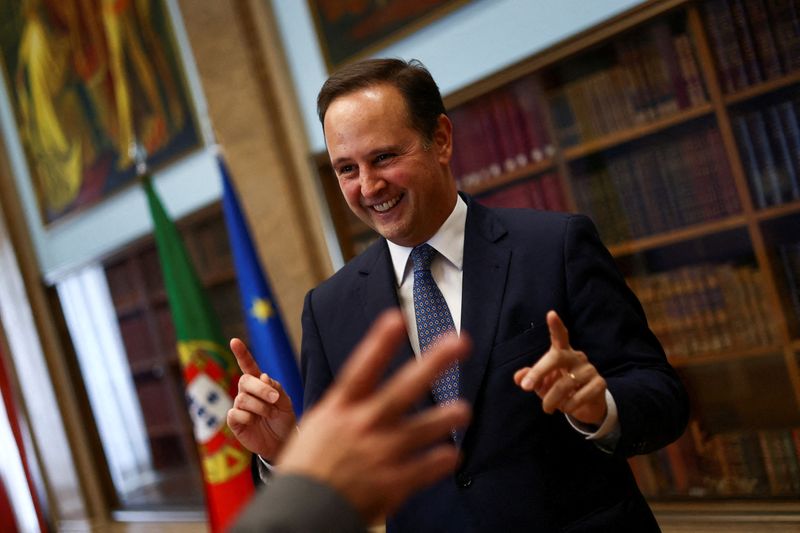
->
[539, 172, 566, 211]
[527, 176, 548, 210]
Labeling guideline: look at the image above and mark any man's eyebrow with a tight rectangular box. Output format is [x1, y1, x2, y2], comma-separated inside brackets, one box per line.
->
[330, 156, 352, 167]
[331, 146, 400, 167]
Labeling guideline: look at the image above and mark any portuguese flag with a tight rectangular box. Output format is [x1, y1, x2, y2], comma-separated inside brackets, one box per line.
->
[144, 179, 254, 532]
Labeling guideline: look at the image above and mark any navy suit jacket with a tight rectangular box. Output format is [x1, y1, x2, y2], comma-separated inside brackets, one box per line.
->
[300, 196, 689, 532]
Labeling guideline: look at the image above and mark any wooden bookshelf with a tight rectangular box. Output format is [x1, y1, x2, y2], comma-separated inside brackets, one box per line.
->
[668, 344, 786, 368]
[312, 0, 800, 512]
[607, 214, 748, 256]
[461, 159, 556, 195]
[723, 70, 800, 106]
[563, 103, 715, 161]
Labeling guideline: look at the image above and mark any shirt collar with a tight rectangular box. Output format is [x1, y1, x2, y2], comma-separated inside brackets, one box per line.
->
[386, 195, 467, 287]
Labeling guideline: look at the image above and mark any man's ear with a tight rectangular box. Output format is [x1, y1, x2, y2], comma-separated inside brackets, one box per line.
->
[432, 113, 453, 164]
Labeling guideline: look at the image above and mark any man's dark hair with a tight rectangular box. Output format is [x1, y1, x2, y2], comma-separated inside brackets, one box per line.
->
[317, 58, 446, 142]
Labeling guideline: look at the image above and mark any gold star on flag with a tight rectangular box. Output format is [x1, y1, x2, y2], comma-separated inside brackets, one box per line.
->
[250, 297, 274, 323]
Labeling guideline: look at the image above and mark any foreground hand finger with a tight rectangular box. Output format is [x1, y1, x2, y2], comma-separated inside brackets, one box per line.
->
[372, 334, 470, 420]
[335, 310, 409, 401]
[388, 445, 461, 510]
[391, 401, 471, 456]
[231, 338, 262, 377]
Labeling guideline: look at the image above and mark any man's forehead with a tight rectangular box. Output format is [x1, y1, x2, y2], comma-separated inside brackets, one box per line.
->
[324, 83, 411, 128]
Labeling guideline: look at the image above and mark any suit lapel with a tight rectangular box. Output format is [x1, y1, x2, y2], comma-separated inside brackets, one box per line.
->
[460, 199, 510, 412]
[357, 240, 415, 380]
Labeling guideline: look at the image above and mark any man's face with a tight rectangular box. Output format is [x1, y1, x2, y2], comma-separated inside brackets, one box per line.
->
[323, 84, 457, 247]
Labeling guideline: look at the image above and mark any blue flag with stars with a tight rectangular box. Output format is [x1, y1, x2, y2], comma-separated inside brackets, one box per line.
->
[219, 156, 304, 417]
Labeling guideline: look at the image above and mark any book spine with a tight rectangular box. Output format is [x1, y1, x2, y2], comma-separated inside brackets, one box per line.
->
[745, 0, 784, 79]
[779, 244, 800, 334]
[704, 0, 747, 92]
[767, 105, 800, 202]
[779, 100, 800, 201]
[527, 175, 548, 211]
[548, 87, 580, 147]
[734, 114, 767, 208]
[650, 22, 690, 110]
[749, 111, 783, 206]
[729, 0, 764, 85]
[673, 33, 707, 106]
[766, 0, 800, 72]
[539, 172, 566, 212]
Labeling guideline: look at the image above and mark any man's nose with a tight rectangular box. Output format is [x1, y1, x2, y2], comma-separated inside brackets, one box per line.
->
[360, 170, 385, 197]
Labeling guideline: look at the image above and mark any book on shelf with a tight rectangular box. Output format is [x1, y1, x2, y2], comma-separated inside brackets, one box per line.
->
[734, 114, 768, 208]
[704, 0, 800, 92]
[729, 0, 764, 86]
[629, 423, 800, 498]
[745, 0, 784, 80]
[703, 0, 748, 92]
[548, 22, 703, 146]
[570, 124, 739, 243]
[765, 0, 800, 73]
[650, 22, 691, 111]
[732, 101, 800, 208]
[450, 81, 553, 188]
[779, 100, 800, 200]
[508, 76, 554, 162]
[672, 33, 707, 106]
[627, 263, 778, 357]
[778, 242, 800, 335]
[767, 106, 800, 202]
[475, 172, 566, 212]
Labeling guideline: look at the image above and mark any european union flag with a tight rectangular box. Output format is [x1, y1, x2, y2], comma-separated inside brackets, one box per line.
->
[219, 157, 303, 417]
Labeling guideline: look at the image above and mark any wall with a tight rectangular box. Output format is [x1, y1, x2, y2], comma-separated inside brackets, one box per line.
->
[271, 0, 647, 154]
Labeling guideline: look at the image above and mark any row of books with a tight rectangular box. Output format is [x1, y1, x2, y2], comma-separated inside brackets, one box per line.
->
[571, 126, 740, 244]
[549, 23, 707, 146]
[733, 97, 800, 208]
[778, 242, 800, 335]
[474, 172, 566, 212]
[449, 76, 555, 190]
[703, 0, 800, 94]
[631, 421, 800, 498]
[627, 264, 779, 358]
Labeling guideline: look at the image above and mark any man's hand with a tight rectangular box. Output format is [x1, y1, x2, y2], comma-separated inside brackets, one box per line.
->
[227, 339, 297, 461]
[277, 310, 471, 524]
[514, 310, 607, 426]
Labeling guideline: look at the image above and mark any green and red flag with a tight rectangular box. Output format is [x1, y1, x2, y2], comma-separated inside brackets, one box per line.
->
[144, 178, 253, 532]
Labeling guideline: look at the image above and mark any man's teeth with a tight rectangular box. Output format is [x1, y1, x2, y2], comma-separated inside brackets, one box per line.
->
[373, 196, 400, 212]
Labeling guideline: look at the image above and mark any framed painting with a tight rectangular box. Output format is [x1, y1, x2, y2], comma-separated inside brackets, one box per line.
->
[308, 0, 471, 70]
[0, 0, 200, 225]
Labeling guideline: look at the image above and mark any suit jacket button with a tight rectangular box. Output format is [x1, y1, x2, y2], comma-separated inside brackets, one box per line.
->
[457, 474, 472, 488]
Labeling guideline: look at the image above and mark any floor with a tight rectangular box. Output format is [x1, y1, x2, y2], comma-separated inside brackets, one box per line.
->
[103, 518, 800, 533]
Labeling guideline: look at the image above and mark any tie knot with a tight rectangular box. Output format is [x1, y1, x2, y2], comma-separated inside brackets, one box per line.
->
[410, 243, 436, 272]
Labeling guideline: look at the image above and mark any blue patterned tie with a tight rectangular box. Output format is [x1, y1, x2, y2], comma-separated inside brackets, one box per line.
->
[411, 244, 460, 405]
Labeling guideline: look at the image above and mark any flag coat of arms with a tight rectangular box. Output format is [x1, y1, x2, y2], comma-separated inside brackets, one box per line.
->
[144, 179, 253, 532]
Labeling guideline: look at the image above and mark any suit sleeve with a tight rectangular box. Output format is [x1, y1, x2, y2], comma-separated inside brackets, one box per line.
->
[563, 214, 689, 457]
[231, 474, 367, 533]
[300, 289, 335, 411]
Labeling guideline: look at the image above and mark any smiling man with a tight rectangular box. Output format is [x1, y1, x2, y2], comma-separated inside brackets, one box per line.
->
[229, 58, 689, 532]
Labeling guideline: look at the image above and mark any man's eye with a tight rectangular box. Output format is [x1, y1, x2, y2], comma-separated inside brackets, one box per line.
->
[375, 153, 394, 163]
[337, 164, 354, 176]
